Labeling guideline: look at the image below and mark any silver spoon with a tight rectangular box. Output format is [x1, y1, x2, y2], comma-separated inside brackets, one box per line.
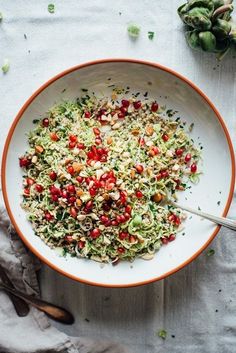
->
[171, 201, 236, 231]
[0, 282, 74, 324]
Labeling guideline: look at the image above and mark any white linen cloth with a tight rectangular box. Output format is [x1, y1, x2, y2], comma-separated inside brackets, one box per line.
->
[0, 1, 236, 352]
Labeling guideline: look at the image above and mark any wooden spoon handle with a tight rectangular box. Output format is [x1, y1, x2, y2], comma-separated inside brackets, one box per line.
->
[1, 284, 74, 324]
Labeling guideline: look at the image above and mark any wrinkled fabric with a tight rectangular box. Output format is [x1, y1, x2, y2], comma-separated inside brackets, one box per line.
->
[0, 207, 131, 353]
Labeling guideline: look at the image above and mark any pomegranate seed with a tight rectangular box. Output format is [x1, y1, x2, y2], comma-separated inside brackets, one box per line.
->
[93, 180, 102, 189]
[61, 190, 69, 199]
[87, 151, 95, 159]
[19, 157, 30, 168]
[161, 170, 169, 178]
[156, 173, 162, 181]
[26, 177, 35, 186]
[121, 99, 130, 108]
[69, 135, 77, 142]
[35, 184, 43, 193]
[120, 106, 127, 115]
[64, 235, 74, 243]
[119, 232, 129, 240]
[45, 212, 53, 221]
[161, 237, 169, 244]
[42, 118, 49, 127]
[111, 220, 118, 226]
[116, 215, 122, 223]
[67, 185, 76, 194]
[49, 171, 57, 181]
[50, 132, 59, 141]
[191, 163, 197, 173]
[89, 187, 97, 197]
[106, 183, 115, 190]
[151, 102, 159, 112]
[105, 220, 111, 227]
[129, 235, 136, 243]
[118, 247, 125, 253]
[68, 196, 76, 204]
[85, 200, 93, 210]
[118, 112, 125, 119]
[138, 137, 145, 146]
[100, 155, 107, 162]
[133, 101, 141, 110]
[135, 190, 143, 198]
[135, 164, 144, 174]
[76, 176, 84, 183]
[168, 234, 176, 242]
[77, 142, 85, 150]
[100, 173, 109, 180]
[78, 241, 85, 249]
[152, 146, 159, 155]
[70, 207, 78, 218]
[50, 185, 61, 195]
[90, 228, 101, 239]
[124, 212, 131, 220]
[67, 166, 75, 175]
[69, 141, 76, 149]
[100, 215, 109, 224]
[98, 108, 106, 116]
[125, 205, 132, 214]
[51, 194, 59, 202]
[23, 188, 30, 196]
[103, 203, 111, 211]
[93, 127, 100, 136]
[168, 214, 176, 222]
[84, 111, 91, 118]
[185, 153, 191, 162]
[175, 148, 184, 156]
[175, 216, 181, 226]
[162, 134, 169, 142]
[95, 137, 102, 145]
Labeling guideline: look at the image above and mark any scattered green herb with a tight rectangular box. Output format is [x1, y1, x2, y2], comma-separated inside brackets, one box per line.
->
[85, 318, 90, 322]
[215, 309, 218, 312]
[171, 335, 175, 338]
[217, 201, 221, 206]
[48, 3, 55, 13]
[158, 329, 167, 340]
[198, 206, 201, 211]
[24, 34, 27, 39]
[127, 24, 140, 38]
[61, 88, 66, 93]
[0, 12, 3, 21]
[32, 119, 40, 124]
[148, 31, 155, 40]
[81, 88, 88, 92]
[189, 123, 194, 132]
[207, 249, 215, 257]
[1, 59, 10, 74]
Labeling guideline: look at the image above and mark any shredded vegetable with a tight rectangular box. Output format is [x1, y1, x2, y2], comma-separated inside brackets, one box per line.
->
[19, 93, 201, 263]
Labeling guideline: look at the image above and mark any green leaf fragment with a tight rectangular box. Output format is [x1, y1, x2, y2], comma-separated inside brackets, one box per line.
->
[48, 4, 55, 13]
[207, 248, 215, 256]
[127, 24, 140, 38]
[148, 31, 155, 40]
[158, 329, 167, 339]
[2, 59, 10, 74]
[0, 12, 3, 21]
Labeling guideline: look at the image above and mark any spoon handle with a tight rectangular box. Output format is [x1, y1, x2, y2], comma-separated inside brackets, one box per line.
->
[0, 265, 29, 317]
[174, 202, 236, 231]
[1, 284, 74, 324]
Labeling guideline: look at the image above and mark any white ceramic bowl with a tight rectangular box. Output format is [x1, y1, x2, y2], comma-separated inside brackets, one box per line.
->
[2, 59, 235, 287]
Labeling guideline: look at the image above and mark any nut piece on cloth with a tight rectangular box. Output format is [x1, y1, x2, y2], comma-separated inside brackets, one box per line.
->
[0, 207, 132, 353]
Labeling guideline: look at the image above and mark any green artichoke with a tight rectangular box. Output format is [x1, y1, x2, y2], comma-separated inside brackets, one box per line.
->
[178, 0, 236, 58]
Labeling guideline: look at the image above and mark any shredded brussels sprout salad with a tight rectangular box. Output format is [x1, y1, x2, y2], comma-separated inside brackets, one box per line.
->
[19, 92, 201, 264]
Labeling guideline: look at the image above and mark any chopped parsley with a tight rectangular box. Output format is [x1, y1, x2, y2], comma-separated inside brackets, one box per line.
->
[197, 206, 201, 211]
[32, 119, 40, 124]
[207, 249, 215, 257]
[148, 31, 155, 40]
[217, 201, 221, 206]
[48, 4, 55, 13]
[0, 12, 3, 21]
[81, 88, 88, 92]
[24, 33, 27, 39]
[1, 59, 10, 74]
[158, 329, 167, 339]
[189, 122, 194, 132]
[127, 24, 140, 38]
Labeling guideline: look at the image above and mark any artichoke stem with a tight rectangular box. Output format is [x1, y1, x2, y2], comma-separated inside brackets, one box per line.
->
[212, 4, 234, 21]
